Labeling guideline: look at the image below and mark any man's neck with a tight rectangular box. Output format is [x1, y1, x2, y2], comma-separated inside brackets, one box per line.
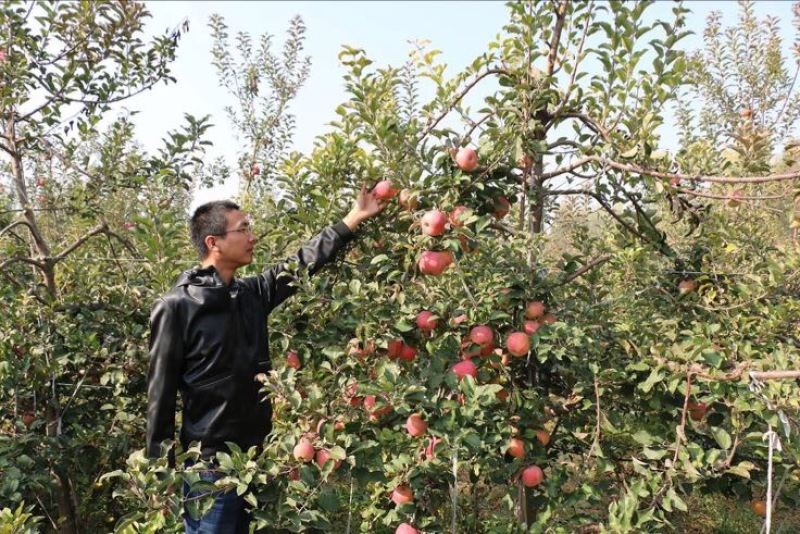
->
[201, 260, 236, 285]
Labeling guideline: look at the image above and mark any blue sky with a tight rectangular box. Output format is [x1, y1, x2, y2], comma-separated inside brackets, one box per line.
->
[129, 1, 799, 210]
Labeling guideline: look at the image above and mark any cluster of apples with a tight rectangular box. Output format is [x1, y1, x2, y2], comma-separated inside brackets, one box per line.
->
[371, 146, 513, 278]
[292, 436, 343, 471]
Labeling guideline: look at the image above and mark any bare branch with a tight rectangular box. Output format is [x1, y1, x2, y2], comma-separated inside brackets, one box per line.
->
[678, 188, 786, 202]
[0, 256, 46, 271]
[750, 370, 800, 380]
[542, 154, 800, 184]
[555, 255, 611, 286]
[418, 68, 510, 142]
[101, 228, 139, 257]
[52, 223, 108, 264]
[555, 112, 611, 142]
[0, 140, 18, 158]
[547, 138, 584, 152]
[0, 219, 34, 240]
[488, 222, 518, 236]
[546, 0, 569, 77]
[551, 1, 596, 116]
[462, 113, 493, 143]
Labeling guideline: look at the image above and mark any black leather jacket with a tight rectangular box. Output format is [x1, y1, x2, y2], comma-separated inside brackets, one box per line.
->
[146, 221, 353, 460]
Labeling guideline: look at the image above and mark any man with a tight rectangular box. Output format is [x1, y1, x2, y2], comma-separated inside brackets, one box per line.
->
[146, 184, 386, 532]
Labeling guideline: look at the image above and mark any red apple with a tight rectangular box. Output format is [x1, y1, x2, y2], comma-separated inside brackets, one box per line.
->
[449, 205, 469, 227]
[458, 234, 478, 254]
[422, 436, 442, 460]
[22, 412, 35, 428]
[456, 147, 479, 172]
[493, 196, 511, 219]
[387, 340, 405, 360]
[535, 430, 551, 446]
[363, 395, 377, 411]
[541, 313, 557, 325]
[315, 448, 342, 470]
[364, 395, 392, 420]
[678, 280, 697, 294]
[293, 439, 315, 463]
[374, 180, 398, 200]
[728, 189, 744, 207]
[506, 332, 531, 357]
[286, 350, 301, 369]
[451, 313, 468, 326]
[406, 413, 428, 437]
[452, 359, 477, 380]
[399, 344, 417, 362]
[523, 320, 541, 335]
[416, 311, 438, 332]
[688, 401, 709, 421]
[469, 325, 494, 347]
[398, 189, 418, 210]
[506, 437, 525, 459]
[344, 382, 362, 407]
[391, 484, 414, 505]
[36, 177, 46, 187]
[418, 250, 449, 276]
[521, 465, 544, 487]
[518, 154, 534, 169]
[251, 165, 261, 176]
[525, 301, 545, 319]
[421, 210, 447, 237]
[396, 523, 419, 534]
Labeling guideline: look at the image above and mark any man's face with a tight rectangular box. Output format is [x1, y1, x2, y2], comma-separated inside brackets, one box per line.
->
[213, 210, 257, 267]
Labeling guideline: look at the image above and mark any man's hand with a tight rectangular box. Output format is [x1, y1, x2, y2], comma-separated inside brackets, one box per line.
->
[343, 182, 389, 231]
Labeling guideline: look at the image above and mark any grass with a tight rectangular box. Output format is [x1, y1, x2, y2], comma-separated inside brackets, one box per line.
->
[669, 493, 800, 534]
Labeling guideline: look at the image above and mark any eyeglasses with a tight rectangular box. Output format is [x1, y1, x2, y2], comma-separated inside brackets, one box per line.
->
[214, 224, 254, 237]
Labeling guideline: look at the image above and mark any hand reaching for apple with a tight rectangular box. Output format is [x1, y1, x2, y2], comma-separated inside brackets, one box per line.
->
[343, 182, 389, 230]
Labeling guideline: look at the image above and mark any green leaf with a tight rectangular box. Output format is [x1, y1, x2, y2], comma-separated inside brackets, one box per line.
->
[711, 427, 732, 449]
[727, 463, 753, 479]
[638, 368, 665, 393]
[317, 487, 340, 512]
[394, 320, 414, 332]
[631, 430, 654, 446]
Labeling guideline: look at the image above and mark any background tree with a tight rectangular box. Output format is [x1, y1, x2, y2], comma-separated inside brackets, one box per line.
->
[0, 2, 214, 531]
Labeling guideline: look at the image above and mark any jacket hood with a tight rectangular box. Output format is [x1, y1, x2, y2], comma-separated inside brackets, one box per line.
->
[175, 266, 228, 288]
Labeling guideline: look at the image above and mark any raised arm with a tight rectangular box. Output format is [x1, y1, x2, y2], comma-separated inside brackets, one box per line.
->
[254, 183, 388, 313]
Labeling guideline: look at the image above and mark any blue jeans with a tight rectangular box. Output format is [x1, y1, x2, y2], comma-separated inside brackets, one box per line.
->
[184, 467, 256, 534]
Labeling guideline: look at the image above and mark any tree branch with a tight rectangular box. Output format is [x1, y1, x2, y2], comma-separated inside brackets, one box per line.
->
[0, 256, 46, 271]
[554, 112, 611, 142]
[546, 0, 569, 77]
[541, 154, 800, 184]
[554, 255, 611, 287]
[52, 223, 108, 264]
[418, 68, 510, 142]
[0, 219, 34, 240]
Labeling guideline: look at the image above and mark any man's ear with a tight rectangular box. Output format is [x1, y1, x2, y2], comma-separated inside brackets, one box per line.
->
[204, 235, 218, 253]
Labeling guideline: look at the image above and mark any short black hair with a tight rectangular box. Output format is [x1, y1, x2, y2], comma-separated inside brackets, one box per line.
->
[190, 200, 240, 259]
